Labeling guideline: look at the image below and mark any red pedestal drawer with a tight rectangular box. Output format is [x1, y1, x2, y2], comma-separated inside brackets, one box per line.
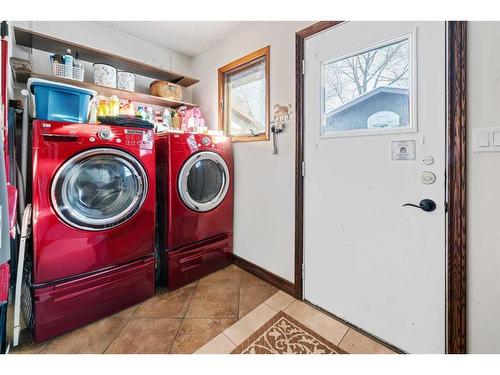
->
[167, 234, 232, 290]
[33, 256, 155, 343]
[0, 263, 9, 303]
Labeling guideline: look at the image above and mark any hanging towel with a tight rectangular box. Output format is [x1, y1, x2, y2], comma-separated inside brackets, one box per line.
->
[97, 115, 154, 129]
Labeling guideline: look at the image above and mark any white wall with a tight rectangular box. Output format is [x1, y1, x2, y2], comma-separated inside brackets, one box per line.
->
[192, 21, 312, 282]
[10, 21, 193, 101]
[467, 21, 500, 353]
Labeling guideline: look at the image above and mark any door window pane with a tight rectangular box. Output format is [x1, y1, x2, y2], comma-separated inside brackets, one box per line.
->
[322, 37, 411, 135]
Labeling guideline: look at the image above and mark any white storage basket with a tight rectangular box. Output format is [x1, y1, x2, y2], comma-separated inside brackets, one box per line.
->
[52, 62, 84, 82]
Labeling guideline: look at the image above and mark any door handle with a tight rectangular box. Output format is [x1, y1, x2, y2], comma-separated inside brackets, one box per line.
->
[402, 199, 436, 212]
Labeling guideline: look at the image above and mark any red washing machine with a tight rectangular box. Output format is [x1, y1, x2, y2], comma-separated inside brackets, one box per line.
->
[30, 120, 156, 342]
[156, 132, 233, 289]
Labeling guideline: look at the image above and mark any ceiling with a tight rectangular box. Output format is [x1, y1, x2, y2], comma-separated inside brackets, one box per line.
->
[97, 21, 244, 57]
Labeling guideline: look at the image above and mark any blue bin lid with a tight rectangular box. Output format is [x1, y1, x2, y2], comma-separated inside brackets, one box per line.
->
[27, 78, 97, 99]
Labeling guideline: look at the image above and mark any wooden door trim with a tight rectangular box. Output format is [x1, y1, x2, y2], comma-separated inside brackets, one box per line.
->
[447, 21, 467, 354]
[294, 21, 467, 354]
[295, 21, 344, 302]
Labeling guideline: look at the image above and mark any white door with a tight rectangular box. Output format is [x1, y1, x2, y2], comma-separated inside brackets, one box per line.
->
[303, 21, 446, 353]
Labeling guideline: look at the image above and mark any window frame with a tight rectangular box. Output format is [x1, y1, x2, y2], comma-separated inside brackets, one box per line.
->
[218, 46, 270, 142]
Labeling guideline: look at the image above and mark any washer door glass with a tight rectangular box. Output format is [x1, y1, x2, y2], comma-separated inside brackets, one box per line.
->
[179, 151, 230, 212]
[52, 148, 148, 231]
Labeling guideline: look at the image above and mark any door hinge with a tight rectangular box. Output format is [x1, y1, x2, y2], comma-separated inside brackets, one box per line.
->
[301, 161, 305, 177]
[302, 59, 305, 75]
[301, 263, 305, 279]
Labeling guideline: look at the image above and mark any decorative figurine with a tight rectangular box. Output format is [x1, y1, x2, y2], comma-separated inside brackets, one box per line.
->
[271, 103, 293, 155]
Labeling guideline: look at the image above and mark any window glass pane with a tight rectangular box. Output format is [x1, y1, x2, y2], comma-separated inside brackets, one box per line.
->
[224, 57, 266, 136]
[322, 38, 411, 135]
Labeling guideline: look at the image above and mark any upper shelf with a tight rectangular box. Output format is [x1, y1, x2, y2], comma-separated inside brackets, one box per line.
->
[28, 72, 198, 109]
[13, 27, 199, 87]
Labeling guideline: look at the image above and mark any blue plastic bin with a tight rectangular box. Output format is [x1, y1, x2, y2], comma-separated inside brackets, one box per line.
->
[28, 78, 96, 123]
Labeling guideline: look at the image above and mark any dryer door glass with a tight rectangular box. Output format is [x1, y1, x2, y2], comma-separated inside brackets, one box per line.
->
[52, 148, 148, 231]
[179, 151, 230, 212]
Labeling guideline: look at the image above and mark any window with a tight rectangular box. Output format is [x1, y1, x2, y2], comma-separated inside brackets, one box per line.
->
[321, 35, 414, 136]
[218, 46, 270, 142]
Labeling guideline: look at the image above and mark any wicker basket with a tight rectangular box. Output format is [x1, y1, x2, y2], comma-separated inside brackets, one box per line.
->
[150, 80, 183, 101]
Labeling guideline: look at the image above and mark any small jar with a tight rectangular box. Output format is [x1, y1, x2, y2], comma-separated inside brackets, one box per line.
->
[117, 71, 135, 92]
[94, 63, 117, 88]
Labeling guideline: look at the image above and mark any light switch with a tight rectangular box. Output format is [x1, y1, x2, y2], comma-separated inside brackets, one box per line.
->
[478, 131, 490, 147]
[472, 128, 500, 152]
[493, 132, 500, 147]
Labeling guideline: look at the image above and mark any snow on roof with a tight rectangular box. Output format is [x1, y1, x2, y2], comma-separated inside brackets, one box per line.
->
[326, 86, 408, 117]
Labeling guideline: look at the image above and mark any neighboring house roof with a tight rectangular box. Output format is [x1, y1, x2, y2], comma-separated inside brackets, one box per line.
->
[231, 107, 260, 128]
[326, 86, 408, 118]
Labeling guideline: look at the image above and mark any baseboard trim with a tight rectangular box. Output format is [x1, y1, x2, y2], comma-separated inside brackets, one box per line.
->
[232, 255, 295, 296]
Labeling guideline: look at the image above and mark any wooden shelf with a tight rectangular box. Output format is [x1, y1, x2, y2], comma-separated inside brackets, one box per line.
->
[13, 27, 199, 87]
[9, 58, 31, 84]
[29, 73, 198, 109]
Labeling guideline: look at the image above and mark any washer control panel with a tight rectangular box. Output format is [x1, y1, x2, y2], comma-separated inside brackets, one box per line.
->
[123, 129, 153, 149]
[83, 125, 153, 150]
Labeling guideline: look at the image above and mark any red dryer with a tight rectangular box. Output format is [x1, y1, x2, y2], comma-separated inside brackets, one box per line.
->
[30, 120, 156, 342]
[156, 132, 233, 289]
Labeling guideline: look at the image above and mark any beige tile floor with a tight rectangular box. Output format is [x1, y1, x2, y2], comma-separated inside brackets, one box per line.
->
[9, 264, 278, 354]
[196, 290, 397, 354]
[9, 264, 397, 354]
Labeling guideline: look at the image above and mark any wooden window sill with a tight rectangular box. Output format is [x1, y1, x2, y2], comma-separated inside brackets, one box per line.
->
[230, 134, 270, 143]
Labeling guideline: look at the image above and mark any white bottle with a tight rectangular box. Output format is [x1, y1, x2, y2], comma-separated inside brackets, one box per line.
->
[89, 101, 98, 124]
[162, 108, 172, 128]
[146, 107, 154, 124]
[64, 49, 74, 78]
